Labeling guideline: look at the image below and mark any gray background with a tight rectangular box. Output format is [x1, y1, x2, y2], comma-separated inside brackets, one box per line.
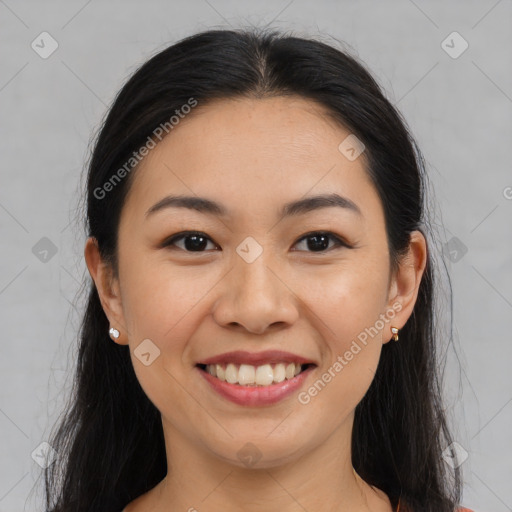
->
[1, 1, 511, 511]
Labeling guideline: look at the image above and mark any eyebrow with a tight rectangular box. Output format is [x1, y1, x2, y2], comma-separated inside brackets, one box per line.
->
[145, 192, 362, 220]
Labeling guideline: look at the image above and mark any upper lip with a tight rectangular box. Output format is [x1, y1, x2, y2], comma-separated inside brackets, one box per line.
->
[196, 350, 317, 367]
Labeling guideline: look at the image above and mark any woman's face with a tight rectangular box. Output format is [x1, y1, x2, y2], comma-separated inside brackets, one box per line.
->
[86, 96, 425, 469]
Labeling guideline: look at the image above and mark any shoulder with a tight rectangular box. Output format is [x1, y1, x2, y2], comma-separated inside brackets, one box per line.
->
[458, 508, 475, 512]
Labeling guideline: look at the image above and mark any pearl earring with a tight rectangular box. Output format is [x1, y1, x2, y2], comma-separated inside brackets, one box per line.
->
[109, 327, 120, 339]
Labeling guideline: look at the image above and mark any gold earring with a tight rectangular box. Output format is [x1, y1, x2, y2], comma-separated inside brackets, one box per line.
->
[391, 326, 399, 342]
[109, 327, 120, 340]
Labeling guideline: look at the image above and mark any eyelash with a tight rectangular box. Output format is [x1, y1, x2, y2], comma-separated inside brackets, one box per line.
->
[162, 230, 351, 254]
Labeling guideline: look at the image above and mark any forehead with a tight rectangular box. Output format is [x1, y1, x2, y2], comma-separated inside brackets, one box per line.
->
[122, 96, 380, 226]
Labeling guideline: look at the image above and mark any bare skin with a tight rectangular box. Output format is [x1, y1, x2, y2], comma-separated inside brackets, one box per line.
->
[85, 96, 426, 512]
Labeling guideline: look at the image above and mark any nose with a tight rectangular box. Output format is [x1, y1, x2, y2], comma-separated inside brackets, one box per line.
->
[212, 251, 299, 335]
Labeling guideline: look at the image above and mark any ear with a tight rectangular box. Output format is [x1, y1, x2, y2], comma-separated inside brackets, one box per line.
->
[84, 237, 128, 345]
[383, 230, 428, 344]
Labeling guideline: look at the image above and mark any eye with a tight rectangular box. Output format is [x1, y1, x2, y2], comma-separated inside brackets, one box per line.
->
[292, 231, 350, 253]
[162, 230, 351, 254]
[162, 231, 219, 252]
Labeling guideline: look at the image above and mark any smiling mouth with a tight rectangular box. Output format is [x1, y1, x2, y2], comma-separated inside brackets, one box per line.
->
[196, 362, 315, 387]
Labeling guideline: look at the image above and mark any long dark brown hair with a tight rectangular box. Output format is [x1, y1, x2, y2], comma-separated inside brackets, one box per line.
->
[43, 27, 462, 512]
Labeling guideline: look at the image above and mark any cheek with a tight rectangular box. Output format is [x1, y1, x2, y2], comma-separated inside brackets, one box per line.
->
[121, 262, 206, 419]
[297, 262, 388, 409]
[120, 255, 212, 342]
[306, 343, 381, 427]
[303, 260, 389, 344]
[313, 265, 388, 411]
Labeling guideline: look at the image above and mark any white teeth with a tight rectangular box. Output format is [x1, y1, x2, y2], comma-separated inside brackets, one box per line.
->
[255, 364, 274, 386]
[203, 362, 306, 386]
[225, 363, 237, 384]
[215, 364, 225, 381]
[238, 364, 255, 385]
[273, 363, 286, 383]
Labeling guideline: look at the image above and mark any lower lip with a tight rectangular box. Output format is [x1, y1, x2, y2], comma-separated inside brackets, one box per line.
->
[197, 365, 316, 406]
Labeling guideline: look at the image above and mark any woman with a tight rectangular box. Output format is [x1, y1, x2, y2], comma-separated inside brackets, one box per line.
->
[44, 28, 474, 512]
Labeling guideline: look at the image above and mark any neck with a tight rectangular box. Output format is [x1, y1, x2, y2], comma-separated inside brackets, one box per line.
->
[143, 413, 393, 512]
